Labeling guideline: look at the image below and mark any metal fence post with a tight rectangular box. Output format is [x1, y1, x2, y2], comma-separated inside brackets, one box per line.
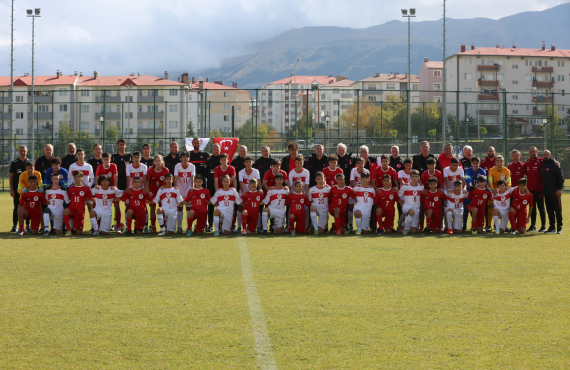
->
[356, 91, 360, 150]
[502, 90, 507, 158]
[464, 101, 468, 144]
[455, 91, 459, 148]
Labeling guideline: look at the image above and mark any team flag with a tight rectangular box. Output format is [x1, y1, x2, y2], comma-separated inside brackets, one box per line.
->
[185, 138, 210, 151]
[213, 138, 239, 161]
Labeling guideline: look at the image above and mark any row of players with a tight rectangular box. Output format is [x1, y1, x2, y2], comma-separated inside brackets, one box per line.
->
[16, 154, 534, 236]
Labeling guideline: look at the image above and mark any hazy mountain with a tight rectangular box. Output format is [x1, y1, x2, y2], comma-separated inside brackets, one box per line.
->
[191, 3, 570, 88]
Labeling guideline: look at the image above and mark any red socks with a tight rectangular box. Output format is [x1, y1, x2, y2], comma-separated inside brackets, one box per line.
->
[19, 223, 24, 231]
[150, 217, 156, 229]
[376, 215, 384, 231]
[241, 214, 248, 230]
[426, 216, 432, 229]
[334, 217, 342, 232]
[115, 210, 121, 225]
[509, 212, 517, 230]
[187, 217, 194, 230]
[126, 217, 132, 231]
[63, 215, 72, 231]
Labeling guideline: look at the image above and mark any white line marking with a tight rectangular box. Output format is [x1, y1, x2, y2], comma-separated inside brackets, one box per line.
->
[238, 237, 278, 370]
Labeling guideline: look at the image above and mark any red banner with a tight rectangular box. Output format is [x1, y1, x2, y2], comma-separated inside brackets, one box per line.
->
[213, 138, 239, 162]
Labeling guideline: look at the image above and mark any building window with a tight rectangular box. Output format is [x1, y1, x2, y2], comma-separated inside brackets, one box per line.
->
[116, 105, 120, 112]
[512, 64, 518, 69]
[205, 92, 212, 98]
[368, 96, 376, 102]
[333, 88, 340, 94]
[38, 105, 49, 112]
[526, 105, 530, 111]
[81, 105, 89, 113]
[512, 110, 518, 114]
[333, 110, 338, 116]
[59, 104, 68, 112]
[137, 121, 143, 129]
[368, 84, 376, 90]
[224, 104, 230, 109]
[526, 74, 532, 81]
[125, 96, 133, 103]
[80, 121, 89, 130]
[464, 73, 472, 80]
[558, 75, 565, 82]
[169, 105, 178, 112]
[525, 60, 531, 66]
[81, 90, 89, 97]
[558, 61, 565, 67]
[223, 92, 230, 98]
[59, 89, 68, 96]
[321, 93, 326, 99]
[16, 112, 24, 119]
[16, 128, 23, 135]
[433, 70, 441, 77]
[223, 115, 230, 121]
[169, 121, 178, 128]
[464, 58, 472, 65]
[16, 96, 23, 102]
[465, 88, 472, 95]
[138, 105, 143, 112]
[237, 116, 242, 122]
[512, 95, 518, 100]
[497, 74, 504, 81]
[433, 83, 441, 90]
[434, 96, 442, 103]
[412, 84, 418, 90]
[237, 105, 241, 111]
[512, 81, 518, 85]
[125, 112, 133, 119]
[386, 84, 395, 90]
[169, 89, 178, 96]
[147, 105, 154, 113]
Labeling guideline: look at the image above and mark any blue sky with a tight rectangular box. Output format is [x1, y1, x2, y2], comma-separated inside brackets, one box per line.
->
[0, 0, 566, 77]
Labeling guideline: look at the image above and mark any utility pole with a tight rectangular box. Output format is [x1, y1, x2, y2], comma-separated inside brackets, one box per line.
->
[402, 8, 416, 157]
[442, 0, 447, 151]
[10, 0, 15, 161]
[27, 8, 41, 158]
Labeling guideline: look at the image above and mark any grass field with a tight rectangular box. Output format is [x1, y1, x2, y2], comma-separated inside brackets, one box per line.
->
[0, 193, 569, 369]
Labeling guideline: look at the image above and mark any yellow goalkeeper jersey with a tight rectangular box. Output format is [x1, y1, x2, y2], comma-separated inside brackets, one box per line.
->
[488, 166, 511, 189]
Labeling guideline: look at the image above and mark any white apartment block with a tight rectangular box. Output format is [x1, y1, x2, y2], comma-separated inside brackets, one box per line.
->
[352, 73, 420, 108]
[446, 43, 570, 132]
[318, 79, 356, 127]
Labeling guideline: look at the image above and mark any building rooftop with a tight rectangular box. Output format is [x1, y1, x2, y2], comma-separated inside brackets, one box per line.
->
[191, 81, 237, 90]
[268, 76, 336, 85]
[358, 73, 420, 83]
[79, 75, 185, 87]
[323, 79, 355, 87]
[424, 61, 443, 69]
[0, 75, 78, 87]
[452, 46, 570, 59]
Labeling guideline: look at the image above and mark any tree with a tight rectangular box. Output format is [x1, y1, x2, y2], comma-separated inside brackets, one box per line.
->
[286, 109, 315, 140]
[186, 120, 195, 138]
[507, 117, 520, 138]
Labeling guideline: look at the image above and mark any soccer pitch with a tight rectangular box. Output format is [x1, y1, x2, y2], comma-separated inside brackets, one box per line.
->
[0, 194, 569, 369]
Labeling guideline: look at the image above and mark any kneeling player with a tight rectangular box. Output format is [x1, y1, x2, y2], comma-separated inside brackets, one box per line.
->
[509, 178, 533, 235]
[375, 174, 398, 235]
[240, 178, 263, 235]
[261, 173, 289, 235]
[178, 175, 211, 236]
[17, 175, 47, 236]
[64, 171, 94, 236]
[397, 170, 423, 234]
[329, 173, 356, 235]
[308, 171, 331, 235]
[445, 180, 467, 234]
[353, 172, 374, 235]
[121, 177, 152, 235]
[212, 175, 242, 236]
[286, 180, 310, 235]
[422, 177, 444, 234]
[90, 175, 123, 235]
[466, 175, 491, 234]
[154, 173, 184, 236]
[491, 179, 514, 234]
[42, 172, 70, 236]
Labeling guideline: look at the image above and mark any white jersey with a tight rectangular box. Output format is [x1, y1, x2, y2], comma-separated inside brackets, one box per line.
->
[353, 185, 375, 212]
[126, 163, 148, 188]
[93, 187, 123, 215]
[350, 168, 369, 187]
[307, 185, 331, 212]
[398, 170, 412, 185]
[212, 188, 242, 212]
[446, 191, 467, 209]
[68, 162, 94, 187]
[238, 168, 260, 195]
[443, 167, 465, 190]
[174, 162, 195, 194]
[289, 168, 310, 189]
[263, 188, 289, 210]
[493, 188, 514, 212]
[153, 187, 184, 213]
[398, 183, 423, 208]
[45, 188, 70, 216]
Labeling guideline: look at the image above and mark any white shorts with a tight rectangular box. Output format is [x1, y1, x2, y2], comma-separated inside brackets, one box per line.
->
[95, 211, 112, 233]
[447, 207, 463, 230]
[268, 207, 286, 228]
[163, 209, 177, 232]
[219, 208, 234, 232]
[402, 205, 420, 228]
[353, 204, 373, 216]
[180, 190, 189, 200]
[497, 210, 509, 230]
[314, 208, 329, 229]
[48, 211, 64, 230]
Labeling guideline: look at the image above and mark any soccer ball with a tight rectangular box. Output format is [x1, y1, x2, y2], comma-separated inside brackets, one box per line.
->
[115, 223, 126, 234]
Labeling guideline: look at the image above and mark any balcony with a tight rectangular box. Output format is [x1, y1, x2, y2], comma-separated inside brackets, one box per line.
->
[96, 112, 121, 120]
[341, 93, 353, 99]
[478, 109, 500, 116]
[478, 65, 500, 70]
[532, 80, 554, 87]
[478, 79, 499, 85]
[1, 112, 11, 120]
[137, 112, 164, 119]
[34, 128, 53, 136]
[532, 110, 544, 115]
[31, 112, 52, 120]
[95, 96, 122, 103]
[27, 94, 53, 103]
[532, 95, 553, 102]
[137, 96, 164, 103]
[532, 66, 553, 72]
[478, 93, 499, 100]
[138, 128, 165, 135]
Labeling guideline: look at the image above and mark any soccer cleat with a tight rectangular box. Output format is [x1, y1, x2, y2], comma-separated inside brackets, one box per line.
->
[538, 226, 547, 233]
[158, 230, 166, 236]
[356, 229, 362, 236]
[290, 230, 296, 236]
[186, 229, 193, 236]
[544, 228, 556, 234]
[150, 226, 157, 234]
[177, 227, 183, 234]
[16, 230, 25, 236]
[377, 229, 384, 235]
[43, 229, 50, 237]
[214, 231, 219, 236]
[557, 229, 562, 234]
[447, 229, 453, 235]
[262, 230, 268, 235]
[472, 229, 477, 235]
[246, 230, 251, 235]
[526, 225, 537, 232]
[485, 226, 492, 233]
[402, 229, 409, 235]
[236, 226, 241, 233]
[314, 228, 319, 235]
[91, 230, 99, 236]
[336, 229, 342, 236]
[424, 228, 431, 234]
[25, 226, 32, 233]
[241, 229, 247, 236]
[510, 230, 516, 235]
[257, 227, 264, 234]
[144, 226, 149, 234]
[64, 231, 71, 237]
[495, 228, 500, 235]
[124, 230, 133, 236]
[115, 224, 126, 234]
[110, 225, 116, 232]
[10, 225, 17, 232]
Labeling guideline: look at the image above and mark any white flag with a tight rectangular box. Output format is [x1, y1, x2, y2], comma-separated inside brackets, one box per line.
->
[185, 137, 210, 151]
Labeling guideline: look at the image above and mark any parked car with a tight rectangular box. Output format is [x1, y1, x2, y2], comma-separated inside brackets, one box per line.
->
[297, 140, 316, 149]
[485, 134, 503, 140]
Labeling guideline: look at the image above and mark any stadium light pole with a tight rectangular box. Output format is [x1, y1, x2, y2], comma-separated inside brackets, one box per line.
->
[402, 8, 415, 157]
[27, 8, 41, 158]
[291, 59, 300, 85]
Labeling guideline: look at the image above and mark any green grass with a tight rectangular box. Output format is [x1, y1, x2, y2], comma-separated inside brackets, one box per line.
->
[0, 193, 569, 369]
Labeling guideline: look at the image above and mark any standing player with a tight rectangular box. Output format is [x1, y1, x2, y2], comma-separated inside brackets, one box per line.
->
[239, 178, 263, 235]
[87, 143, 104, 176]
[178, 174, 211, 236]
[421, 177, 445, 234]
[322, 154, 344, 187]
[17, 175, 47, 236]
[308, 171, 331, 235]
[154, 173, 184, 236]
[373, 154, 398, 191]
[288, 154, 310, 231]
[329, 173, 356, 235]
[261, 173, 289, 235]
[211, 175, 243, 236]
[509, 178, 533, 235]
[349, 156, 369, 230]
[397, 170, 423, 235]
[120, 177, 152, 235]
[262, 159, 288, 191]
[42, 172, 71, 236]
[285, 180, 311, 235]
[141, 143, 155, 168]
[111, 138, 132, 191]
[397, 158, 414, 186]
[146, 155, 169, 233]
[464, 157, 487, 231]
[445, 180, 467, 234]
[238, 156, 260, 232]
[375, 174, 399, 235]
[173, 152, 195, 233]
[419, 157, 443, 230]
[491, 179, 514, 234]
[69, 148, 95, 187]
[95, 152, 121, 230]
[44, 157, 69, 188]
[64, 171, 94, 236]
[466, 175, 492, 234]
[353, 172, 375, 235]
[89, 175, 123, 236]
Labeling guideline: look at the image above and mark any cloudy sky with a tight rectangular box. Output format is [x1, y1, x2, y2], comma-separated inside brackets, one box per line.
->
[0, 0, 566, 78]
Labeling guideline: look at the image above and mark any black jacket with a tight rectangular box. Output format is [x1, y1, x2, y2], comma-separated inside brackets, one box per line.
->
[231, 155, 247, 175]
[61, 154, 77, 171]
[205, 154, 221, 194]
[189, 150, 209, 179]
[389, 155, 404, 172]
[34, 155, 52, 181]
[541, 158, 564, 196]
[460, 157, 472, 170]
[164, 153, 181, 176]
[305, 153, 328, 187]
[337, 153, 354, 178]
[280, 155, 294, 174]
[412, 153, 436, 176]
[253, 156, 273, 180]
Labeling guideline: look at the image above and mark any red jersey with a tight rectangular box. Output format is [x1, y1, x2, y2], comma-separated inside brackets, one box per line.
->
[183, 188, 211, 213]
[328, 185, 355, 211]
[467, 187, 492, 208]
[373, 166, 398, 188]
[511, 188, 533, 212]
[19, 190, 47, 213]
[67, 185, 94, 214]
[422, 190, 445, 212]
[374, 188, 398, 213]
[96, 163, 118, 186]
[241, 190, 263, 213]
[214, 165, 236, 189]
[322, 166, 344, 186]
[285, 192, 310, 214]
[420, 169, 444, 190]
[147, 167, 170, 191]
[480, 156, 497, 173]
[263, 169, 288, 188]
[120, 189, 152, 213]
[507, 161, 526, 188]
[523, 157, 543, 192]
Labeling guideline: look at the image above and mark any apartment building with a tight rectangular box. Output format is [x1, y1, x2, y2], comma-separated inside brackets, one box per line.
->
[445, 43, 570, 132]
[352, 73, 420, 108]
[318, 79, 356, 127]
[419, 58, 444, 103]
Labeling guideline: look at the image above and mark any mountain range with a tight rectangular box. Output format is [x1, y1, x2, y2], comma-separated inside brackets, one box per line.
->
[189, 3, 570, 89]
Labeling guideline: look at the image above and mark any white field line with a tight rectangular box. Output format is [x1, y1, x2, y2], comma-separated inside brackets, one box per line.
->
[238, 237, 278, 370]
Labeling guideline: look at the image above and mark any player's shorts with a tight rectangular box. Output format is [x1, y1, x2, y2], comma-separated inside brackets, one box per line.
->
[244, 209, 260, 232]
[515, 210, 528, 228]
[378, 208, 395, 230]
[24, 208, 42, 230]
[132, 209, 148, 231]
[402, 205, 420, 228]
[162, 209, 177, 232]
[219, 208, 235, 232]
[47, 209, 64, 230]
[149, 186, 161, 203]
[94, 211, 113, 233]
[193, 210, 208, 232]
[290, 212, 306, 233]
[468, 204, 486, 227]
[313, 208, 329, 230]
[353, 204, 373, 217]
[268, 207, 286, 228]
[447, 207, 463, 230]
[69, 209, 86, 230]
[348, 197, 356, 205]
[180, 190, 189, 201]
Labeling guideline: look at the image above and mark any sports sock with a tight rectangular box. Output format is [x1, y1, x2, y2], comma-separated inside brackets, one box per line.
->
[487, 208, 494, 227]
[310, 212, 318, 229]
[426, 216, 432, 229]
[145, 213, 149, 226]
[347, 210, 353, 229]
[213, 215, 220, 232]
[493, 215, 500, 231]
[334, 217, 342, 232]
[115, 210, 122, 226]
[376, 215, 383, 231]
[157, 214, 164, 227]
[150, 217, 156, 229]
[446, 212, 453, 231]
[237, 212, 243, 228]
[177, 211, 183, 229]
[187, 217, 194, 230]
[43, 214, 50, 231]
[126, 217, 132, 231]
[90, 217, 98, 231]
[241, 213, 247, 230]
[405, 214, 413, 230]
[509, 212, 517, 230]
[262, 213, 269, 231]
[355, 216, 362, 231]
[19, 223, 25, 231]
[289, 218, 295, 232]
[305, 208, 310, 228]
[63, 215, 72, 231]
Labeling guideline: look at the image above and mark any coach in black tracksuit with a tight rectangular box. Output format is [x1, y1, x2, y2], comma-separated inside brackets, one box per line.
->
[541, 151, 564, 233]
[205, 146, 221, 228]
[305, 150, 328, 188]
